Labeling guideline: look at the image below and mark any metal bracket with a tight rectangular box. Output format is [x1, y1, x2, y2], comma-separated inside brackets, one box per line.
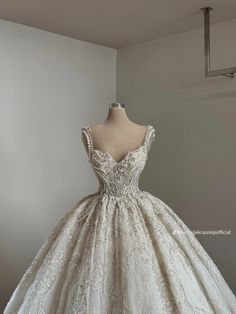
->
[201, 7, 236, 78]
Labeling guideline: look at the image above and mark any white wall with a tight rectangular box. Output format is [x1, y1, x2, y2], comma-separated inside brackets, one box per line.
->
[0, 19, 116, 311]
[1, 15, 236, 311]
[117, 18, 236, 293]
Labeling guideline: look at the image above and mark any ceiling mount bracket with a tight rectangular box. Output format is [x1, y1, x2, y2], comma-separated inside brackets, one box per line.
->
[201, 7, 236, 79]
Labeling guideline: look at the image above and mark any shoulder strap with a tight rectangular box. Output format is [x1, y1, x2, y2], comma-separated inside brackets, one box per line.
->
[145, 125, 156, 153]
[81, 126, 93, 160]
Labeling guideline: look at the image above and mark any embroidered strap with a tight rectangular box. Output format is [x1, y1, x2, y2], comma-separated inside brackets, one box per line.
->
[145, 125, 156, 153]
[81, 126, 93, 160]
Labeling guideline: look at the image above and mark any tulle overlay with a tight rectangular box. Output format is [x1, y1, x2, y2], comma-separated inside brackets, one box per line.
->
[4, 125, 236, 313]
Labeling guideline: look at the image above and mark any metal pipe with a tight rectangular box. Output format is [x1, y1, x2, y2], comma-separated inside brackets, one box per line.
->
[201, 7, 236, 78]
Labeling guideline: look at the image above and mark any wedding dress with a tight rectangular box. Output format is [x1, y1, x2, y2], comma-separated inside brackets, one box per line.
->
[4, 125, 236, 314]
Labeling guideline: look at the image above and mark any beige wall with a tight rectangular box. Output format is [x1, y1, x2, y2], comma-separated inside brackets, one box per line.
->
[117, 18, 236, 293]
[0, 19, 116, 311]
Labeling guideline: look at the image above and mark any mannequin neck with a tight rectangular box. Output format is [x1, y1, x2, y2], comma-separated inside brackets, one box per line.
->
[104, 107, 131, 124]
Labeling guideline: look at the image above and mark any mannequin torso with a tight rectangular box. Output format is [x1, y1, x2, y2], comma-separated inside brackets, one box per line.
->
[88, 105, 148, 163]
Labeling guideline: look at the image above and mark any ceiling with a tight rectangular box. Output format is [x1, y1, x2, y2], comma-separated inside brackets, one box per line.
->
[0, 0, 236, 49]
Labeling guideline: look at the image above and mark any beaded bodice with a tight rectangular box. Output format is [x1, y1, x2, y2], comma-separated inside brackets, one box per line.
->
[81, 125, 156, 197]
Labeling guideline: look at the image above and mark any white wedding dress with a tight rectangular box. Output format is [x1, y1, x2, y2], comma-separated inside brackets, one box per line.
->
[4, 125, 236, 314]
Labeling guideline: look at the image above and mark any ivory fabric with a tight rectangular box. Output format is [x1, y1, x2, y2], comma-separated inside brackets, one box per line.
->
[4, 125, 236, 313]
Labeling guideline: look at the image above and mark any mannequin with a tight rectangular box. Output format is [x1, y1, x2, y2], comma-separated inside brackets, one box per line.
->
[88, 102, 149, 163]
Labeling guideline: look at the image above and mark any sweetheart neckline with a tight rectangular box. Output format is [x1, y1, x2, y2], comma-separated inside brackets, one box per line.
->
[85, 125, 153, 164]
[93, 144, 146, 164]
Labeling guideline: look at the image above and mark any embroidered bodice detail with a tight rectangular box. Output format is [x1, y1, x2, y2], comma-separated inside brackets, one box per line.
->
[81, 125, 155, 197]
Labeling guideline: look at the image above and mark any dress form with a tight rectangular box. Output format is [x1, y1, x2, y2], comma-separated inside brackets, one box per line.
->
[88, 103, 149, 163]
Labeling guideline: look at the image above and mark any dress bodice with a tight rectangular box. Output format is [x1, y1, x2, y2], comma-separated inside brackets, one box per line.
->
[81, 125, 156, 197]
